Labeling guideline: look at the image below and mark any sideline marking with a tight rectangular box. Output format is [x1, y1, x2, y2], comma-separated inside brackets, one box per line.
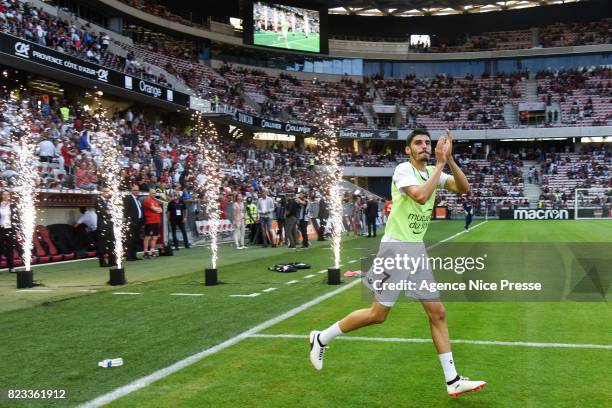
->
[249, 333, 612, 350]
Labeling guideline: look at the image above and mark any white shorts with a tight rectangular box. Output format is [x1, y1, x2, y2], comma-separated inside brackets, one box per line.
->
[362, 239, 440, 307]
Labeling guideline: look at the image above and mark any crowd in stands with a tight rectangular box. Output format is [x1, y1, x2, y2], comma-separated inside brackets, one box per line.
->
[426, 29, 532, 53]
[539, 19, 611, 48]
[0, 93, 393, 250]
[434, 149, 528, 215]
[3, 1, 612, 132]
[0, 0, 109, 63]
[118, 0, 210, 30]
[375, 18, 611, 53]
[0, 0, 174, 87]
[371, 72, 526, 130]
[217, 63, 371, 127]
[114, 0, 611, 53]
[538, 147, 611, 208]
[537, 67, 612, 127]
[0, 94, 325, 196]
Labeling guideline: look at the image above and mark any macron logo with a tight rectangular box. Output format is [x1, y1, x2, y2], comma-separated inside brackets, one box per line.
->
[14, 42, 30, 58]
[514, 209, 569, 220]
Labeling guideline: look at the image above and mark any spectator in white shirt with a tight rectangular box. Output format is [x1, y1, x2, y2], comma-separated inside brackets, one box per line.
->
[74, 207, 97, 232]
[256, 190, 275, 247]
[38, 139, 55, 162]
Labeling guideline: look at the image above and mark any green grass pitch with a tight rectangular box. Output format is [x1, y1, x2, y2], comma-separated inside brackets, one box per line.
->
[254, 31, 320, 52]
[0, 220, 610, 407]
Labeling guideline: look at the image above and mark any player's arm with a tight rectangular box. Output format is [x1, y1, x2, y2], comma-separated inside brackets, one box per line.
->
[401, 138, 447, 205]
[442, 130, 470, 194]
[403, 165, 446, 205]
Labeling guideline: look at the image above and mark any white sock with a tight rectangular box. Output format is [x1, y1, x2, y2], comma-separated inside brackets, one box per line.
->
[439, 352, 458, 383]
[318, 321, 343, 345]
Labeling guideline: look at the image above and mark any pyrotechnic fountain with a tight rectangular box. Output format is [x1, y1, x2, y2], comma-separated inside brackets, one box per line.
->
[91, 117, 127, 285]
[8, 101, 39, 288]
[192, 113, 222, 285]
[314, 108, 344, 284]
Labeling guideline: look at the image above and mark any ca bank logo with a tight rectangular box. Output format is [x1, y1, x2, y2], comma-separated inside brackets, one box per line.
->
[97, 69, 109, 82]
[14, 42, 30, 58]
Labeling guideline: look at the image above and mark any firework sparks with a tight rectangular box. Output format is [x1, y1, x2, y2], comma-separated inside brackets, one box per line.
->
[192, 113, 222, 269]
[91, 114, 126, 269]
[8, 102, 39, 271]
[314, 107, 343, 269]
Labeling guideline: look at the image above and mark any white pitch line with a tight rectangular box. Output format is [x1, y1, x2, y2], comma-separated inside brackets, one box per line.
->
[80, 279, 362, 408]
[80, 224, 488, 407]
[262, 288, 277, 293]
[347, 259, 359, 264]
[303, 274, 316, 279]
[17, 289, 53, 292]
[112, 292, 142, 295]
[230, 293, 260, 298]
[79, 289, 98, 293]
[317, 269, 327, 273]
[285, 280, 299, 285]
[171, 293, 204, 297]
[427, 220, 488, 250]
[248, 334, 612, 350]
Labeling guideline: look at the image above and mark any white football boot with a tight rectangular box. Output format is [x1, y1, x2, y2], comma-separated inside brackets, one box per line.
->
[447, 376, 486, 397]
[308, 330, 327, 370]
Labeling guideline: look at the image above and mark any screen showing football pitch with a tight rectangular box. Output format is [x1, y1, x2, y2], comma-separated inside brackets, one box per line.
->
[253, 1, 320, 53]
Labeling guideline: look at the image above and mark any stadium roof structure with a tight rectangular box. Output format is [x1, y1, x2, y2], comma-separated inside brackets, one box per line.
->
[327, 0, 585, 16]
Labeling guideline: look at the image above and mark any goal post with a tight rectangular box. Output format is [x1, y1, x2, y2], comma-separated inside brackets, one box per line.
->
[574, 188, 612, 220]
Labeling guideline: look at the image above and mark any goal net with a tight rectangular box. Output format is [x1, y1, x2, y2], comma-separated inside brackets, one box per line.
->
[574, 188, 612, 220]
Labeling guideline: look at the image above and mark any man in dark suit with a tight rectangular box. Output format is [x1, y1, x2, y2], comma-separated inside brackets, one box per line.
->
[0, 190, 20, 273]
[285, 194, 299, 249]
[297, 193, 310, 248]
[365, 195, 379, 238]
[167, 190, 191, 250]
[124, 184, 144, 261]
[96, 187, 116, 267]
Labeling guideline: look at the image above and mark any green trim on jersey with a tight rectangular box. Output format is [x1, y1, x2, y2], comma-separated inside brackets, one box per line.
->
[385, 165, 437, 242]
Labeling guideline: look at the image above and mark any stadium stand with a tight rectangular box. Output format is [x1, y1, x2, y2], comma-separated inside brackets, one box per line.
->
[536, 67, 612, 127]
[0, 0, 172, 87]
[371, 73, 526, 130]
[333, 18, 611, 52]
[538, 149, 611, 208]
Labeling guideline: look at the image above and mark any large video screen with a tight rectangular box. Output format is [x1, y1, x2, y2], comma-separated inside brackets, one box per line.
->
[252, 1, 321, 53]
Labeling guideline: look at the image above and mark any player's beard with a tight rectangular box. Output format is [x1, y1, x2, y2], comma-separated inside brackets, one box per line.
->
[411, 150, 430, 166]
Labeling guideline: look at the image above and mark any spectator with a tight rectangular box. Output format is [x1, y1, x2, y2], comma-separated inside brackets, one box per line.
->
[38, 138, 55, 162]
[256, 189, 275, 248]
[245, 196, 258, 245]
[142, 188, 163, 259]
[124, 184, 144, 261]
[0, 190, 19, 273]
[285, 193, 299, 249]
[167, 190, 190, 250]
[231, 194, 246, 249]
[365, 195, 379, 238]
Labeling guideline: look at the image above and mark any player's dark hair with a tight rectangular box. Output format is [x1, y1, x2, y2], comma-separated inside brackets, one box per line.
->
[406, 129, 431, 146]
